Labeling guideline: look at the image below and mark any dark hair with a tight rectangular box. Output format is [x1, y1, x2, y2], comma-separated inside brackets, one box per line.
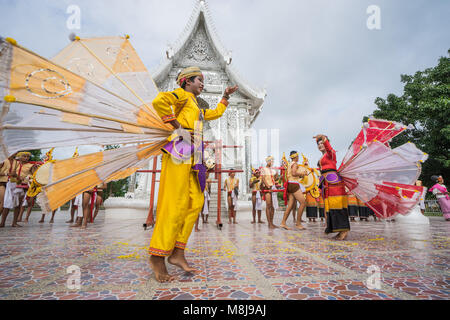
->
[431, 175, 439, 183]
[290, 151, 298, 157]
[181, 75, 198, 89]
[316, 136, 330, 145]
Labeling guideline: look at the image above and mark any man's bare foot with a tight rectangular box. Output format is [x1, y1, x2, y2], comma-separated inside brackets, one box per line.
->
[0, 224, 4, 228]
[168, 248, 199, 273]
[49, 220, 54, 224]
[233, 221, 237, 224]
[66, 220, 74, 223]
[295, 224, 306, 230]
[80, 224, 87, 229]
[251, 220, 256, 224]
[258, 220, 265, 224]
[12, 224, 22, 227]
[150, 255, 175, 283]
[268, 224, 278, 229]
[336, 231, 349, 240]
[280, 224, 291, 230]
[195, 228, 200, 232]
[38, 220, 44, 223]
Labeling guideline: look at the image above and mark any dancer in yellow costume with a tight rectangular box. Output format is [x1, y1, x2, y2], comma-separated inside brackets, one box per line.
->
[148, 66, 238, 282]
[225, 171, 239, 224]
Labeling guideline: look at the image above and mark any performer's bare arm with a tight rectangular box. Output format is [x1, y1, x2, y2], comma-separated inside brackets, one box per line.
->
[250, 178, 259, 188]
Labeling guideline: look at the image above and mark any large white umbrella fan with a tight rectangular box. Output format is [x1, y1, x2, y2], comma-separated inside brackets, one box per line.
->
[337, 119, 428, 219]
[0, 35, 173, 212]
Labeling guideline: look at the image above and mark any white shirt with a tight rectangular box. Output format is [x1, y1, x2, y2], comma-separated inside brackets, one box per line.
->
[433, 184, 447, 199]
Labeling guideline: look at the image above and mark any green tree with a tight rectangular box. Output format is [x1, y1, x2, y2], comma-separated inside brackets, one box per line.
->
[365, 49, 450, 189]
[103, 145, 130, 199]
[27, 150, 42, 161]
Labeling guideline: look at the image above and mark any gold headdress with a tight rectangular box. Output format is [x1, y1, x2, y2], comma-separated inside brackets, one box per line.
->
[301, 153, 309, 165]
[44, 148, 55, 161]
[72, 147, 79, 158]
[17, 151, 31, 158]
[176, 66, 203, 87]
[252, 166, 260, 175]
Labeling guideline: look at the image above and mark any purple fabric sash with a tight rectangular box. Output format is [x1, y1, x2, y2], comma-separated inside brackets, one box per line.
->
[193, 163, 207, 192]
[162, 137, 207, 192]
[162, 138, 194, 162]
[319, 171, 342, 186]
[319, 171, 343, 199]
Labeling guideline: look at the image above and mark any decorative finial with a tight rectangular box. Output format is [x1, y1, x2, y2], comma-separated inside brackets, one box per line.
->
[5, 37, 17, 45]
[69, 33, 77, 42]
[166, 45, 174, 59]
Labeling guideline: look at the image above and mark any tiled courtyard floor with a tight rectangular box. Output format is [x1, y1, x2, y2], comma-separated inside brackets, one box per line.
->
[0, 209, 449, 300]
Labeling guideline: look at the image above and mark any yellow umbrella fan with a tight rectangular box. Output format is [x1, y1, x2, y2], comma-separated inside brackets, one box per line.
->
[0, 35, 173, 212]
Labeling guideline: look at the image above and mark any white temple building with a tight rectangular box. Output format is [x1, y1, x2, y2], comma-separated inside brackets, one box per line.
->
[114, 0, 266, 217]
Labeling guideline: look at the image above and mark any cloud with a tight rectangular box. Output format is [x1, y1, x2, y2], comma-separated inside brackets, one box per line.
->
[0, 0, 448, 166]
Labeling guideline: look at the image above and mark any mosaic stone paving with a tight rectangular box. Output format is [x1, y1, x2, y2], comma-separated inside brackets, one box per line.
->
[0, 209, 449, 300]
[273, 280, 401, 300]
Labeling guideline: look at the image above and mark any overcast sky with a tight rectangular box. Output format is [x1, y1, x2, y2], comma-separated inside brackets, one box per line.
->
[0, 0, 448, 168]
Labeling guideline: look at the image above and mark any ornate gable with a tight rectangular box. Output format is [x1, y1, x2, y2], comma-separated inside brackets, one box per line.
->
[175, 20, 221, 70]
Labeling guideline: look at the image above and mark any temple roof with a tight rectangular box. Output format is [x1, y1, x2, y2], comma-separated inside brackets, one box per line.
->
[151, 0, 266, 123]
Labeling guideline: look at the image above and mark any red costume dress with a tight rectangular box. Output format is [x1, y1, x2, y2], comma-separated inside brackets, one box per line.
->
[319, 139, 350, 234]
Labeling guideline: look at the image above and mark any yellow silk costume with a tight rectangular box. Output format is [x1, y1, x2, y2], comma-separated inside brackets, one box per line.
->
[148, 87, 228, 257]
[0, 159, 16, 184]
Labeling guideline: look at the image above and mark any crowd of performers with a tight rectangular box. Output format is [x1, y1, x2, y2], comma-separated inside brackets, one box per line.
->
[0, 63, 448, 284]
[244, 147, 379, 241]
[194, 140, 449, 241]
[0, 149, 107, 228]
[140, 66, 450, 282]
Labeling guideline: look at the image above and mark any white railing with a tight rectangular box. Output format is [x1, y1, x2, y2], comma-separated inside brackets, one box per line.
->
[424, 200, 442, 213]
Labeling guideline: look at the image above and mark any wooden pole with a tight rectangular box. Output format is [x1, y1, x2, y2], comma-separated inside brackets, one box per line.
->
[144, 156, 158, 229]
[216, 140, 223, 230]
